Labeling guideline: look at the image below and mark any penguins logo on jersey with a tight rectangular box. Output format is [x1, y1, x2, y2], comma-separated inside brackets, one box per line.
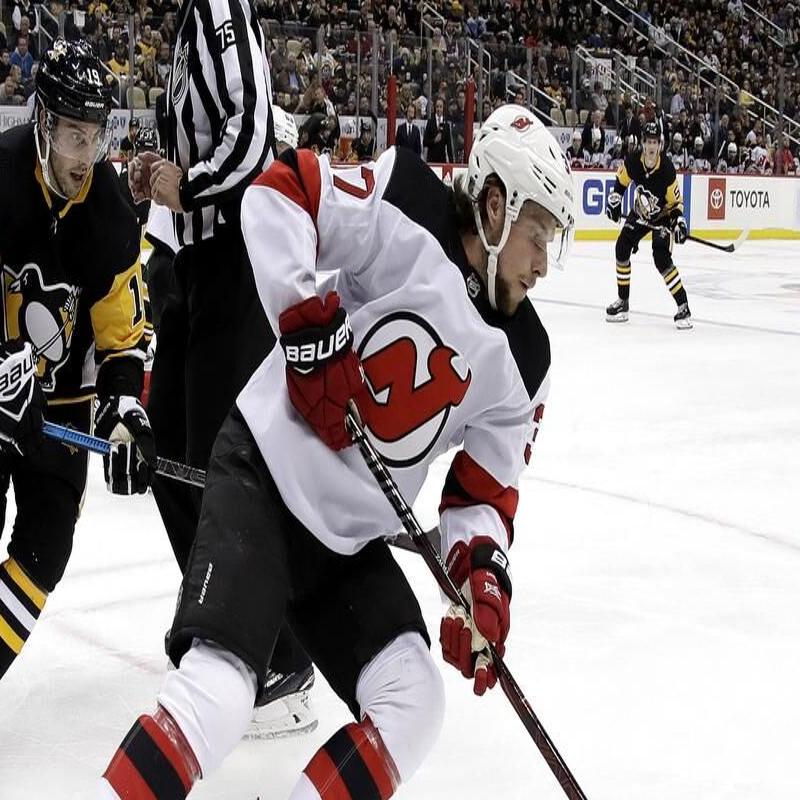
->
[358, 312, 471, 468]
[2, 263, 79, 392]
[633, 186, 661, 221]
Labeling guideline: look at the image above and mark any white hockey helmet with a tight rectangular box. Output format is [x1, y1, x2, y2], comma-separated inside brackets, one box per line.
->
[272, 105, 299, 150]
[466, 104, 575, 309]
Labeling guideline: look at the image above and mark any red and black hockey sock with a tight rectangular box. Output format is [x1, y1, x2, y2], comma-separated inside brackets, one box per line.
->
[0, 558, 47, 679]
[616, 260, 631, 301]
[304, 716, 400, 800]
[103, 707, 201, 800]
[660, 264, 688, 306]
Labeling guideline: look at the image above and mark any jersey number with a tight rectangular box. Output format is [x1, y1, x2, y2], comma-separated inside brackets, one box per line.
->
[215, 20, 237, 52]
[129, 275, 143, 326]
[333, 166, 376, 200]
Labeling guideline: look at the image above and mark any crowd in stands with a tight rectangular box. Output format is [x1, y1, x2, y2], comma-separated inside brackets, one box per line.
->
[0, 0, 798, 172]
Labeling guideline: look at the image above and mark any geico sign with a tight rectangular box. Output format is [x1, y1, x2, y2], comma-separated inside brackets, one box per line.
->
[728, 189, 770, 209]
[582, 178, 635, 216]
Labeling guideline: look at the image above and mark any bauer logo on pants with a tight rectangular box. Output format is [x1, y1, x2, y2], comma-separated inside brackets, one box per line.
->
[708, 177, 726, 220]
[358, 312, 471, 468]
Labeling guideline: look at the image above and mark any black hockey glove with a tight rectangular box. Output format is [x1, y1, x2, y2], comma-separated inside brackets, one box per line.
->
[95, 395, 156, 494]
[672, 214, 688, 245]
[0, 340, 45, 457]
[606, 189, 622, 223]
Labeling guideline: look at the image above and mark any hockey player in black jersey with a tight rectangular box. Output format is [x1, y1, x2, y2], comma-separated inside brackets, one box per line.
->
[0, 39, 155, 681]
[605, 120, 692, 329]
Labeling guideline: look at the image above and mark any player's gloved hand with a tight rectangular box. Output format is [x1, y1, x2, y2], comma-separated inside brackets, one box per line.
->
[0, 339, 45, 457]
[672, 214, 689, 244]
[606, 189, 622, 222]
[440, 536, 512, 696]
[95, 396, 156, 494]
[278, 291, 369, 451]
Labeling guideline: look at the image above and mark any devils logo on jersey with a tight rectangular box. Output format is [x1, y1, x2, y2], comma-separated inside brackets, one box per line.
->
[2, 263, 79, 392]
[358, 312, 471, 467]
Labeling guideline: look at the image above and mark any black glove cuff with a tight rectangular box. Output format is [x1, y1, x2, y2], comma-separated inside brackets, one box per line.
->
[471, 540, 513, 599]
[280, 307, 354, 373]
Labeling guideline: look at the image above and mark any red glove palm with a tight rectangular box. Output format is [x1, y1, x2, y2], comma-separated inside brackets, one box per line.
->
[279, 292, 369, 450]
[440, 536, 512, 695]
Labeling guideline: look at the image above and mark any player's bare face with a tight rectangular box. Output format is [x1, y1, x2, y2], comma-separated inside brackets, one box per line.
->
[496, 204, 557, 315]
[643, 137, 660, 167]
[47, 117, 105, 199]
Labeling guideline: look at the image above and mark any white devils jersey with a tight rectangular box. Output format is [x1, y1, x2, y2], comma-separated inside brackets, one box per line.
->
[669, 149, 687, 171]
[239, 147, 550, 557]
[688, 155, 711, 173]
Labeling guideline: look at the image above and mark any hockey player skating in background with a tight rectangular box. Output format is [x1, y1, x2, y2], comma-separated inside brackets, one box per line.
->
[96, 104, 575, 799]
[605, 121, 692, 329]
[0, 40, 155, 681]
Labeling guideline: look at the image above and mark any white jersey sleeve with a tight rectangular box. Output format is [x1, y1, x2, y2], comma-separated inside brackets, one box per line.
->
[240, 148, 398, 329]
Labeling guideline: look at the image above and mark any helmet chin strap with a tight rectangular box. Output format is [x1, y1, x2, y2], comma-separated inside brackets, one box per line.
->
[34, 120, 67, 200]
[473, 204, 513, 311]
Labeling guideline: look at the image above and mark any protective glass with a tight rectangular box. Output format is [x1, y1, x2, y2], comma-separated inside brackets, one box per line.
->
[45, 111, 112, 163]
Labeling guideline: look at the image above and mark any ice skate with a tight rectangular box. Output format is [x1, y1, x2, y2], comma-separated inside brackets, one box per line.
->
[606, 298, 629, 322]
[674, 303, 692, 329]
[246, 664, 318, 740]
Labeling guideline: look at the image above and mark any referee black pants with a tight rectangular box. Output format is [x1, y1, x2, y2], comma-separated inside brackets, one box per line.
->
[147, 224, 310, 677]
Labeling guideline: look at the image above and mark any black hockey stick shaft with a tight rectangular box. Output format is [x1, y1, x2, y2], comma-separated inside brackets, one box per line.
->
[686, 233, 734, 252]
[345, 409, 589, 800]
[42, 422, 207, 488]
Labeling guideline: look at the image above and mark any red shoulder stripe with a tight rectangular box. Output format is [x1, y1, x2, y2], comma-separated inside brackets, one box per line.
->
[253, 149, 322, 220]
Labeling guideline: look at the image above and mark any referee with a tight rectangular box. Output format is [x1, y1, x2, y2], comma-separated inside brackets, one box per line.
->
[129, 0, 314, 722]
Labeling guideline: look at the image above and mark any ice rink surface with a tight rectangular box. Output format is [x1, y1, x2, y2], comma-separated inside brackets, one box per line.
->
[1, 239, 798, 799]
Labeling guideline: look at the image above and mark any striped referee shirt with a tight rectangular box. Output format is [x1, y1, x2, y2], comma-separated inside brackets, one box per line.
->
[168, 0, 273, 246]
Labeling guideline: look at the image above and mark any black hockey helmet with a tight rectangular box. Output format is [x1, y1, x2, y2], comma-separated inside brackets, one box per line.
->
[298, 113, 335, 153]
[642, 120, 661, 141]
[134, 125, 160, 155]
[36, 38, 114, 126]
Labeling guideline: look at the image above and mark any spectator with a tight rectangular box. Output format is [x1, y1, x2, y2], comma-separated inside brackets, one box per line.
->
[395, 102, 422, 156]
[350, 117, 376, 161]
[155, 41, 171, 88]
[10, 36, 33, 82]
[591, 81, 608, 114]
[424, 95, 453, 163]
[582, 109, 605, 155]
[276, 54, 306, 95]
[11, 0, 39, 42]
[0, 50, 11, 83]
[0, 74, 24, 105]
[107, 40, 130, 78]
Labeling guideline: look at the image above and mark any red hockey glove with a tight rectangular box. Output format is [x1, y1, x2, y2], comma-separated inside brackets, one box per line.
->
[278, 291, 368, 450]
[440, 536, 512, 696]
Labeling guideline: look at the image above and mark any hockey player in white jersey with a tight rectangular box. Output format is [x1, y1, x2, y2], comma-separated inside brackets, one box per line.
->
[566, 129, 587, 168]
[668, 132, 687, 171]
[688, 136, 711, 173]
[95, 104, 575, 799]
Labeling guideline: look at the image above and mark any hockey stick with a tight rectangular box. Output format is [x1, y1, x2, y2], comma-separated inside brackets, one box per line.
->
[686, 229, 749, 253]
[345, 409, 589, 800]
[635, 218, 749, 253]
[42, 422, 207, 488]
